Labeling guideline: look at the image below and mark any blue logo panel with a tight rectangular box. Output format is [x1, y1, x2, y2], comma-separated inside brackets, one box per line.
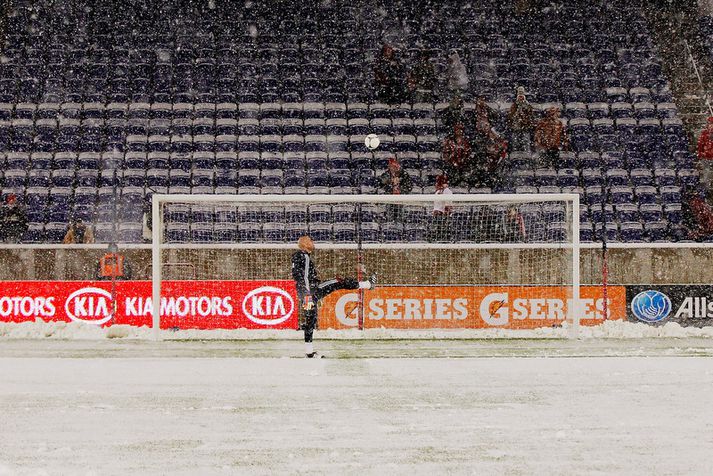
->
[630, 290, 672, 323]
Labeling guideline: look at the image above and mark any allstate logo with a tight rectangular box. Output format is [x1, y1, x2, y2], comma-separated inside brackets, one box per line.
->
[630, 290, 672, 323]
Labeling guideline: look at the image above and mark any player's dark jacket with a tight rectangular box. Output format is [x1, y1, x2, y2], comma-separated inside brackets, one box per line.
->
[292, 250, 319, 296]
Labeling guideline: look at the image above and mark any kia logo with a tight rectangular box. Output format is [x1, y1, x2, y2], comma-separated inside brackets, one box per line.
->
[242, 286, 294, 326]
[64, 287, 114, 325]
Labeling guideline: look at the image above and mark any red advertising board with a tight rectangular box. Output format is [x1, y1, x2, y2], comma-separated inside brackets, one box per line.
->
[0, 280, 298, 330]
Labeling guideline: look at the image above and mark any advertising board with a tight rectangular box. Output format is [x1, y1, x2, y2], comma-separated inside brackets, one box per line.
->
[626, 285, 713, 327]
[0, 281, 641, 330]
[319, 285, 626, 329]
[0, 280, 299, 329]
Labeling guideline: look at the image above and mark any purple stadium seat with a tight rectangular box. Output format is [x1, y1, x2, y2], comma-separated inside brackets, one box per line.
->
[615, 203, 639, 222]
[581, 168, 603, 187]
[605, 168, 629, 186]
[635, 186, 658, 204]
[660, 186, 681, 204]
[308, 223, 331, 242]
[619, 222, 644, 242]
[610, 186, 634, 204]
[119, 223, 143, 243]
[644, 221, 668, 242]
[640, 203, 663, 222]
[664, 203, 683, 223]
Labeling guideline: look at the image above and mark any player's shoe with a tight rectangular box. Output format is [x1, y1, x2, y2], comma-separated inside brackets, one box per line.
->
[368, 272, 378, 289]
[306, 352, 325, 359]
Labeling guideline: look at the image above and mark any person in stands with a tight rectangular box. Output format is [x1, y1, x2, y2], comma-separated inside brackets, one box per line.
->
[469, 119, 508, 187]
[63, 218, 95, 244]
[441, 123, 472, 186]
[682, 186, 713, 241]
[446, 52, 469, 95]
[379, 157, 413, 222]
[535, 107, 569, 167]
[507, 86, 535, 152]
[0, 193, 28, 243]
[470, 96, 499, 132]
[379, 157, 413, 195]
[501, 205, 527, 242]
[407, 49, 436, 103]
[696, 116, 713, 202]
[433, 174, 453, 215]
[484, 128, 508, 176]
[430, 174, 454, 242]
[374, 43, 407, 105]
[96, 243, 133, 280]
[439, 95, 465, 133]
[142, 199, 153, 243]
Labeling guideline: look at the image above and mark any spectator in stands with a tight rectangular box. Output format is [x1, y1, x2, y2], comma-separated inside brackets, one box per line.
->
[0, 194, 28, 243]
[484, 129, 509, 175]
[507, 86, 535, 152]
[446, 52, 468, 94]
[407, 49, 436, 103]
[682, 187, 713, 241]
[442, 123, 472, 185]
[472, 96, 498, 131]
[469, 120, 508, 187]
[514, 0, 535, 15]
[440, 95, 465, 132]
[433, 174, 453, 215]
[430, 174, 453, 242]
[379, 157, 413, 195]
[96, 243, 133, 281]
[696, 116, 713, 202]
[501, 205, 527, 242]
[142, 200, 153, 243]
[374, 43, 407, 105]
[379, 157, 413, 222]
[63, 218, 95, 244]
[535, 107, 568, 167]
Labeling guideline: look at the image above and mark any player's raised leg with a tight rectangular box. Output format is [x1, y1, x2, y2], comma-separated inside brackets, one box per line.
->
[291, 235, 375, 358]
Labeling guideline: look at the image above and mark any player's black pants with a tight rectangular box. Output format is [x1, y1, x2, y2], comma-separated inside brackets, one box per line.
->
[301, 278, 360, 343]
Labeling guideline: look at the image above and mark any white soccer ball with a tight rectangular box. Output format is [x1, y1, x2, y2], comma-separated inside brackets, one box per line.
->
[364, 134, 380, 150]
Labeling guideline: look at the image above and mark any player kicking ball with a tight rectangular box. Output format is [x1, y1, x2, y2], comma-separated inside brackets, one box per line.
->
[291, 235, 376, 358]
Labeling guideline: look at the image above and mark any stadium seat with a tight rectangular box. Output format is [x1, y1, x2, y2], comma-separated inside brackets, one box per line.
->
[619, 222, 644, 242]
[643, 221, 668, 241]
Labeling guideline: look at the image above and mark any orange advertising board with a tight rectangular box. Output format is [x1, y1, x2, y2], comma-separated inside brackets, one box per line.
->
[318, 286, 626, 329]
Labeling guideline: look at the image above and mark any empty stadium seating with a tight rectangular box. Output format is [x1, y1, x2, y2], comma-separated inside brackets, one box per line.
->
[0, 0, 699, 243]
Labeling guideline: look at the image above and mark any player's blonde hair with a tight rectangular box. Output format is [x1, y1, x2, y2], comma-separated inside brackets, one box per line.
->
[297, 235, 314, 252]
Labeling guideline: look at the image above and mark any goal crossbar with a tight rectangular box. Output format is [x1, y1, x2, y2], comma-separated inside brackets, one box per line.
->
[151, 193, 578, 205]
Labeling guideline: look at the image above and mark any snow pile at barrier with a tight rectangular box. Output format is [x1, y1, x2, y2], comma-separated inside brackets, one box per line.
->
[1, 318, 713, 339]
[0, 320, 146, 340]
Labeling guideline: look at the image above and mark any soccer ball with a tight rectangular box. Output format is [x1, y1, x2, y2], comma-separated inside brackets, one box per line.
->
[364, 134, 380, 150]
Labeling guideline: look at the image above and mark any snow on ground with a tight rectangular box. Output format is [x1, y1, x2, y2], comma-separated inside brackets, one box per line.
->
[2, 318, 713, 340]
[2, 321, 713, 474]
[0, 354, 712, 475]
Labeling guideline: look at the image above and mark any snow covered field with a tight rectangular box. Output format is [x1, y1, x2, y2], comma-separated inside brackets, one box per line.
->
[1, 334, 713, 475]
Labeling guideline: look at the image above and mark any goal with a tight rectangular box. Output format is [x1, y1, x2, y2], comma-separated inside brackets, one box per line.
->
[151, 193, 580, 338]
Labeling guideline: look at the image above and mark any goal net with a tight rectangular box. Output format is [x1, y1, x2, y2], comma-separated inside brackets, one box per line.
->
[151, 194, 580, 338]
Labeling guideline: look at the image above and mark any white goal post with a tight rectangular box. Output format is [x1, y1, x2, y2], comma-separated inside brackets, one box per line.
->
[152, 193, 580, 339]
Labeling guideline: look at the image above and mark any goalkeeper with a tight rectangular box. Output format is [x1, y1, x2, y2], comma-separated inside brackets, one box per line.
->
[291, 235, 375, 358]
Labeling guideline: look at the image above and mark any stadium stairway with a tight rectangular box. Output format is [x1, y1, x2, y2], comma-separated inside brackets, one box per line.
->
[644, 3, 713, 142]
